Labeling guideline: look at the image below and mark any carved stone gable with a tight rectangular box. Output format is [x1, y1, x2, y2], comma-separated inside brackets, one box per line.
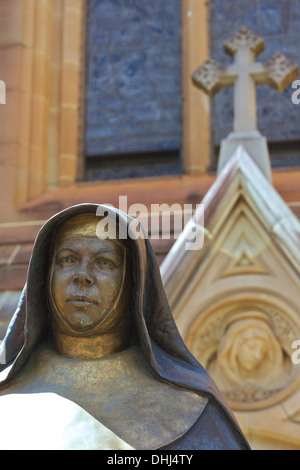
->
[161, 146, 300, 448]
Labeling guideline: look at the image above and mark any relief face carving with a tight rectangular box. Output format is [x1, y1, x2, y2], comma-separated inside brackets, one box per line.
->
[208, 313, 291, 390]
[188, 301, 300, 410]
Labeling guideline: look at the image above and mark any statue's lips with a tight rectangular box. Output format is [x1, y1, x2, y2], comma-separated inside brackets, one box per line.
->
[66, 295, 99, 307]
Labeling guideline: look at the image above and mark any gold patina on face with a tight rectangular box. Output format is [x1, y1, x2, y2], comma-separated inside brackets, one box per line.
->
[48, 214, 132, 358]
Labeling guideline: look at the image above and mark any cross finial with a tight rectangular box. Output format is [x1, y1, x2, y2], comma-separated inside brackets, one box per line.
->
[192, 26, 299, 179]
[192, 26, 298, 133]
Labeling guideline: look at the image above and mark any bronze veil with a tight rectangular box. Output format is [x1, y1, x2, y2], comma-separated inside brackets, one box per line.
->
[0, 204, 250, 450]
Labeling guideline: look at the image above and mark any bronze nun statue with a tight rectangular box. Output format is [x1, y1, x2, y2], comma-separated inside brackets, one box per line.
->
[0, 204, 250, 450]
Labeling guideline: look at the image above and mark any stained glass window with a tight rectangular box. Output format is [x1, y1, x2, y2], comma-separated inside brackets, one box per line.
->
[84, 0, 183, 180]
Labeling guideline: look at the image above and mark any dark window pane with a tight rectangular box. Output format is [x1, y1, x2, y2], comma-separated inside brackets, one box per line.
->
[84, 0, 183, 180]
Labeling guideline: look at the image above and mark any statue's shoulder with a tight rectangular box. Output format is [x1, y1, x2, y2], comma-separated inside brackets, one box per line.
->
[160, 396, 251, 450]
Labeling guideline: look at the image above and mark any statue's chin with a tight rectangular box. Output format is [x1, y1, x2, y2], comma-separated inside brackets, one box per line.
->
[63, 311, 98, 333]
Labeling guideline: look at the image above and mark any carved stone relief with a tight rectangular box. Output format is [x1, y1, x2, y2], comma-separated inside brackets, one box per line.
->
[223, 26, 265, 57]
[191, 59, 223, 96]
[187, 297, 300, 411]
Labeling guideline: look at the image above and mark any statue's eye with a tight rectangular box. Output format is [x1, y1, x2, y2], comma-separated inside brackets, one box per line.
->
[59, 256, 75, 266]
[96, 258, 115, 268]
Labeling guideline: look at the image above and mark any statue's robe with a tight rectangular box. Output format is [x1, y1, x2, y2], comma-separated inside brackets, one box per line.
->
[0, 204, 250, 450]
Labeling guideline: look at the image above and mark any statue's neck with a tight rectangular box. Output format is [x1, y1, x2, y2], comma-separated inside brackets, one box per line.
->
[52, 329, 130, 359]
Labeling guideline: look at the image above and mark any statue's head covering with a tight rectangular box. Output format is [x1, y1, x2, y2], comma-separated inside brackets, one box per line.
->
[0, 203, 248, 447]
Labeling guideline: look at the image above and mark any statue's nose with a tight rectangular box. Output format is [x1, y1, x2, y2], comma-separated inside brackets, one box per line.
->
[73, 268, 94, 287]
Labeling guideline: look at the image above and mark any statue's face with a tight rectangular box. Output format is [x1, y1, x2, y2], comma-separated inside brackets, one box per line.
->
[50, 237, 125, 333]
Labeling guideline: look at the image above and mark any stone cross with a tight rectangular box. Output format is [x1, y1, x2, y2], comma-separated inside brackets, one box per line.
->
[191, 26, 298, 180]
[192, 26, 298, 133]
